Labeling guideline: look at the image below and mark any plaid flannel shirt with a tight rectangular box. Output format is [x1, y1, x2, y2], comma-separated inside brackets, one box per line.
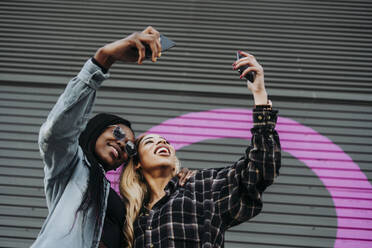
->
[133, 107, 281, 248]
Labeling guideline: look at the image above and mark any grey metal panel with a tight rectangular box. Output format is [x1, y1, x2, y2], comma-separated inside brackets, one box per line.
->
[0, 0, 371, 247]
[1, 84, 372, 246]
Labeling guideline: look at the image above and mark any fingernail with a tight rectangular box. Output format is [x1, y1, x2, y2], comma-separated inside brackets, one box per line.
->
[240, 75, 243, 79]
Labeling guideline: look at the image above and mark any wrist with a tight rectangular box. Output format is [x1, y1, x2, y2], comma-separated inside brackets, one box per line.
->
[94, 47, 114, 70]
[254, 102, 272, 111]
[253, 90, 268, 105]
[91, 57, 108, 74]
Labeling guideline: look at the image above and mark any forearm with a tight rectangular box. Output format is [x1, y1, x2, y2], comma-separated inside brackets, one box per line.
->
[39, 59, 109, 178]
[93, 47, 116, 71]
[252, 89, 268, 106]
[248, 107, 281, 190]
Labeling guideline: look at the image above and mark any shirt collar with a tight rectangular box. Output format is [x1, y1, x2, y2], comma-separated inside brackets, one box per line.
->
[139, 175, 179, 213]
[164, 175, 179, 195]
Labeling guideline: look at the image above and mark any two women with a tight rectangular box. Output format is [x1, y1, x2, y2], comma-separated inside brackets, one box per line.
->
[32, 25, 281, 247]
[119, 50, 281, 247]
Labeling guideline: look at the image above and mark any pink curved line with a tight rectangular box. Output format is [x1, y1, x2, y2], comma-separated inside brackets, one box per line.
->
[107, 108, 372, 247]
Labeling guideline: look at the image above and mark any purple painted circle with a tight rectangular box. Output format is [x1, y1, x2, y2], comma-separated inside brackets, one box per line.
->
[107, 108, 372, 247]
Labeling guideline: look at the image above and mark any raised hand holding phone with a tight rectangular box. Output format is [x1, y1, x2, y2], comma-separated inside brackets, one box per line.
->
[94, 26, 175, 69]
[233, 51, 268, 106]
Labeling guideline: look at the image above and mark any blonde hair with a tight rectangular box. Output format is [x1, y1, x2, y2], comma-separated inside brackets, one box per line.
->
[119, 135, 180, 247]
[119, 159, 148, 247]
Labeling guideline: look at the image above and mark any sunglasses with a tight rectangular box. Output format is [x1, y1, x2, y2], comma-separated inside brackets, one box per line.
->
[112, 125, 137, 158]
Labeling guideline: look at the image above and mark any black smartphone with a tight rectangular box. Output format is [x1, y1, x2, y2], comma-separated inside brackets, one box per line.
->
[236, 51, 255, 82]
[145, 34, 176, 59]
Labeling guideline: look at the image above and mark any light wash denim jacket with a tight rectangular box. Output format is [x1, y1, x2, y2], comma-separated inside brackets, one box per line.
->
[31, 59, 111, 248]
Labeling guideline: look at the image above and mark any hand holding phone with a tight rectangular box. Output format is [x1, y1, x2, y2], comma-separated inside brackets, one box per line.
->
[94, 27, 176, 68]
[144, 34, 176, 59]
[236, 51, 256, 82]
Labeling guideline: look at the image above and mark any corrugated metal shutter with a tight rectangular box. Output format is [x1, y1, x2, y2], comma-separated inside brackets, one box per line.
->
[0, 0, 371, 247]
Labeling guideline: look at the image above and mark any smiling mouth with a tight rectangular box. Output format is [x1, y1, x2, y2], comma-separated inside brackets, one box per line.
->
[154, 146, 170, 156]
[109, 145, 122, 160]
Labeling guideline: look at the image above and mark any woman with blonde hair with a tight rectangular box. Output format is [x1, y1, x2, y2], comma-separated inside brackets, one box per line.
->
[120, 51, 281, 247]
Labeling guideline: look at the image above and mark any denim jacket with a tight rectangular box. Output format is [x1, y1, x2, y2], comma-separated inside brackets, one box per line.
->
[31, 59, 110, 248]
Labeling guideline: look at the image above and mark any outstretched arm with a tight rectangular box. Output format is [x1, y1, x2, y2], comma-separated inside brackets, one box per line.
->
[211, 52, 281, 228]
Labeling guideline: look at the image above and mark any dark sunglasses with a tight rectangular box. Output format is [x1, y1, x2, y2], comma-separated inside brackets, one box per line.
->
[112, 125, 137, 158]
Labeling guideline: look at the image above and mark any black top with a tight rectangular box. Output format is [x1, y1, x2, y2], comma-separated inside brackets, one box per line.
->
[101, 187, 126, 248]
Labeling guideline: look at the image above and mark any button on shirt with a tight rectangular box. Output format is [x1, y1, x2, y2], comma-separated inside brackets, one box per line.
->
[133, 108, 281, 248]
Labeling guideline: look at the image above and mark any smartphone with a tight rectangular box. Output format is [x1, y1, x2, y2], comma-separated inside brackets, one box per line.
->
[236, 51, 255, 82]
[145, 34, 176, 59]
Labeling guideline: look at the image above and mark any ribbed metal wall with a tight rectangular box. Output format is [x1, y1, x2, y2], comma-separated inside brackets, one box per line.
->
[0, 0, 371, 247]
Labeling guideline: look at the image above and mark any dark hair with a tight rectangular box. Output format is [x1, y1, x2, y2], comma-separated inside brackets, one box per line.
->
[78, 113, 134, 234]
[131, 134, 145, 166]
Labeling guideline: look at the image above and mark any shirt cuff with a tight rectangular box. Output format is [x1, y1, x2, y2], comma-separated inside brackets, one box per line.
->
[77, 59, 110, 90]
[91, 57, 109, 74]
[252, 107, 278, 129]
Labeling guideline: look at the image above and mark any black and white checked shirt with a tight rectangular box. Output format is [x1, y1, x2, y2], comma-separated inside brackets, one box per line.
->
[133, 107, 281, 248]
